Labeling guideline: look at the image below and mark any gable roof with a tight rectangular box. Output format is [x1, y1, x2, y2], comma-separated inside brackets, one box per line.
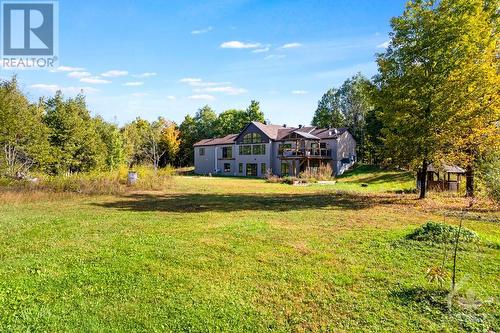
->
[249, 121, 285, 140]
[193, 122, 352, 146]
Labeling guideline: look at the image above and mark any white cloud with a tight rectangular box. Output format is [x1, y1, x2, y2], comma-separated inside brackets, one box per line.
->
[188, 94, 215, 101]
[80, 77, 111, 84]
[252, 46, 270, 53]
[67, 71, 91, 78]
[166, 95, 176, 100]
[265, 54, 286, 60]
[191, 26, 213, 35]
[179, 77, 229, 87]
[377, 40, 390, 49]
[280, 42, 302, 49]
[52, 66, 85, 72]
[220, 41, 261, 49]
[179, 77, 202, 84]
[180, 78, 246, 95]
[195, 86, 247, 95]
[123, 81, 144, 86]
[101, 70, 128, 77]
[132, 72, 157, 78]
[30, 84, 59, 92]
[30, 83, 99, 94]
[131, 92, 149, 97]
[291, 90, 308, 95]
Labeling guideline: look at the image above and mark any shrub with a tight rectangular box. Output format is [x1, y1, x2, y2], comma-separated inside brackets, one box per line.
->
[265, 169, 281, 183]
[299, 163, 333, 182]
[407, 222, 479, 243]
[281, 176, 296, 185]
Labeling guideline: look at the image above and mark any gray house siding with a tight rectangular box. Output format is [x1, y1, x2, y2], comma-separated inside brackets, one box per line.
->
[333, 132, 356, 175]
[194, 122, 356, 178]
[194, 146, 216, 174]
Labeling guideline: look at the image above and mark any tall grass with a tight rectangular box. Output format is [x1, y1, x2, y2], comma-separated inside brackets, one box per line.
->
[0, 164, 175, 194]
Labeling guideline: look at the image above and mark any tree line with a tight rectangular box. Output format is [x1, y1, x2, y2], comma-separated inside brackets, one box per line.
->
[311, 0, 499, 199]
[0, 78, 265, 176]
[0, 0, 497, 200]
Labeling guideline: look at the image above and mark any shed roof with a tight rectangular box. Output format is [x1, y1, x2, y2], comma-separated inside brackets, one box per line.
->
[427, 164, 466, 173]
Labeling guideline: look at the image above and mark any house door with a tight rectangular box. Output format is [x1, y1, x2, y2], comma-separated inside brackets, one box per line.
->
[246, 163, 258, 176]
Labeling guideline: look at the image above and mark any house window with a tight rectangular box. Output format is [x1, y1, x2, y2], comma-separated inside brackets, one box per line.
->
[243, 132, 262, 144]
[222, 146, 232, 159]
[224, 163, 231, 172]
[199, 147, 205, 156]
[281, 163, 290, 176]
[239, 163, 243, 173]
[246, 163, 258, 176]
[279, 143, 292, 155]
[320, 143, 327, 149]
[261, 163, 267, 176]
[252, 144, 266, 155]
[239, 145, 252, 155]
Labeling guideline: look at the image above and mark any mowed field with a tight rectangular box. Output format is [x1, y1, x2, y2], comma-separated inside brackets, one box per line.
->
[0, 168, 499, 332]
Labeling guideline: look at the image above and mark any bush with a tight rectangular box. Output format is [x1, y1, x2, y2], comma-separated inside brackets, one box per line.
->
[281, 176, 296, 185]
[299, 163, 333, 182]
[264, 169, 281, 183]
[407, 222, 479, 243]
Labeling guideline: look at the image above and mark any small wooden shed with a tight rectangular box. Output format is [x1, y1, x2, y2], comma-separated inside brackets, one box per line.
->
[424, 164, 466, 192]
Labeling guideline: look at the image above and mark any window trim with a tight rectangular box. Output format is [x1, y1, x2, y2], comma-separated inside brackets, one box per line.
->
[239, 145, 252, 155]
[261, 163, 267, 176]
[222, 146, 233, 159]
[281, 162, 290, 176]
[199, 147, 205, 156]
[242, 132, 262, 144]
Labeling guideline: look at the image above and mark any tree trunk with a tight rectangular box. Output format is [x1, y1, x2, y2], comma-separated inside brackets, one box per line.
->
[465, 166, 474, 198]
[419, 159, 428, 199]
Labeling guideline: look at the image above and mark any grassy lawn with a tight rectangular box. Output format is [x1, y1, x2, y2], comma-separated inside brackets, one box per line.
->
[0, 169, 498, 332]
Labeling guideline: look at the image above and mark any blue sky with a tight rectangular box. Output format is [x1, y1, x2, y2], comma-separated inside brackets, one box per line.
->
[2, 0, 405, 126]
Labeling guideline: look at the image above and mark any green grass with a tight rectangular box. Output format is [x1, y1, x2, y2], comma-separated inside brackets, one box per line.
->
[0, 168, 499, 332]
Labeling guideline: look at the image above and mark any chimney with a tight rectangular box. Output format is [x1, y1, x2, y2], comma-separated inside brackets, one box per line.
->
[283, 124, 287, 128]
[298, 124, 303, 129]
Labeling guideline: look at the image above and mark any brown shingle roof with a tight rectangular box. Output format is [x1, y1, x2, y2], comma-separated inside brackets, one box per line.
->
[251, 121, 285, 140]
[193, 122, 351, 146]
[194, 134, 238, 147]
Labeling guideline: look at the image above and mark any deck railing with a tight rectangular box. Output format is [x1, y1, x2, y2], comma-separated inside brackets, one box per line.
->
[280, 148, 331, 158]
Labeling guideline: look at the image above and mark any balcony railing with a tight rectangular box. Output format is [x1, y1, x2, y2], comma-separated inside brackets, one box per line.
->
[280, 148, 331, 158]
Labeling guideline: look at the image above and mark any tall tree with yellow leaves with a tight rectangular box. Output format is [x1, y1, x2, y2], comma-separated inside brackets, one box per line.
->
[375, 0, 499, 199]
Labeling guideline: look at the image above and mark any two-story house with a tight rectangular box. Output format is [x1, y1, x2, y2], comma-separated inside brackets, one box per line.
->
[193, 121, 356, 177]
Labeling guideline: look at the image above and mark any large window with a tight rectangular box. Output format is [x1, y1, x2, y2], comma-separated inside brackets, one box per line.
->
[246, 163, 258, 176]
[281, 163, 290, 176]
[243, 132, 262, 144]
[279, 143, 292, 155]
[252, 144, 266, 155]
[222, 146, 232, 159]
[261, 163, 267, 176]
[199, 147, 205, 156]
[224, 163, 231, 172]
[239, 145, 252, 155]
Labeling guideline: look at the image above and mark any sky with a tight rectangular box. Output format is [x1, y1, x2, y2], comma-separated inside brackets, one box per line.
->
[1, 0, 406, 126]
